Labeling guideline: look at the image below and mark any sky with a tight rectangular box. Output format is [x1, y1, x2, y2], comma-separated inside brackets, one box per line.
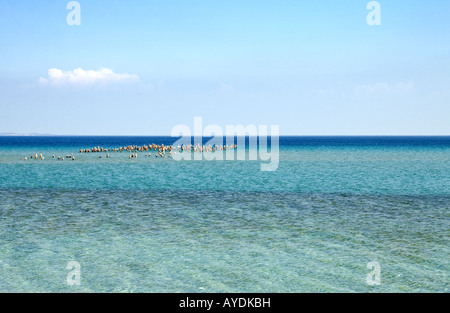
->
[0, 0, 449, 135]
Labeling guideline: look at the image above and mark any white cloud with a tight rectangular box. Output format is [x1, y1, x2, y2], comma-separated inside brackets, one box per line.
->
[353, 81, 414, 96]
[39, 68, 139, 86]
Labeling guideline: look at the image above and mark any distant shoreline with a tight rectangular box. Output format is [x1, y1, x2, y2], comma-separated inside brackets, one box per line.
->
[0, 133, 53, 137]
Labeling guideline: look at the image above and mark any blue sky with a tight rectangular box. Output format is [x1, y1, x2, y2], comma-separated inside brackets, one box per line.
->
[0, 0, 449, 135]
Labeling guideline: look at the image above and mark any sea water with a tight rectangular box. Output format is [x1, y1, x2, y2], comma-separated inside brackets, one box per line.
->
[0, 136, 448, 292]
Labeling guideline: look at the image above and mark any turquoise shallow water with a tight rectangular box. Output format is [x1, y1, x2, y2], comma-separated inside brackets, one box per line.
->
[0, 137, 449, 292]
